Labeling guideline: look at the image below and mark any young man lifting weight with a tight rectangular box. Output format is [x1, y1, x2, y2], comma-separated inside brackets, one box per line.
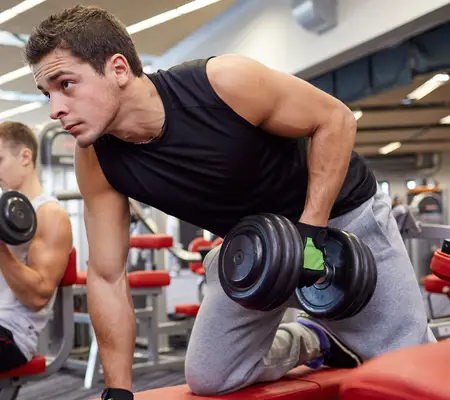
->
[27, 5, 433, 399]
[0, 122, 72, 372]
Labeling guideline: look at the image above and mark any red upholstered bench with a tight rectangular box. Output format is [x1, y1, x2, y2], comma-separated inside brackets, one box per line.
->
[76, 270, 171, 288]
[424, 274, 450, 295]
[340, 340, 450, 400]
[92, 367, 350, 400]
[175, 303, 200, 317]
[0, 355, 46, 379]
[130, 234, 173, 249]
[129, 233, 173, 271]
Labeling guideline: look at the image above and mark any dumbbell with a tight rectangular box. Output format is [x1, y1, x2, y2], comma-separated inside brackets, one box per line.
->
[218, 213, 377, 321]
[0, 190, 37, 245]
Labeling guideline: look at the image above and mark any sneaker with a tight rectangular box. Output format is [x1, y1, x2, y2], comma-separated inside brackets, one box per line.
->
[297, 316, 362, 369]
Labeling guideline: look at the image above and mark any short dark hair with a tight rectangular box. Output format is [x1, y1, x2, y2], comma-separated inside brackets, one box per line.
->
[0, 122, 39, 166]
[24, 5, 143, 77]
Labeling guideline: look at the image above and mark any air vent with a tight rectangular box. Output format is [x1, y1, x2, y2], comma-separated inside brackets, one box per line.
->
[291, 0, 338, 34]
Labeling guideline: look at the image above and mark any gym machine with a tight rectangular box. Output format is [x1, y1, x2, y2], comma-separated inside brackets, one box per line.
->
[39, 122, 88, 270]
[406, 190, 446, 279]
[393, 204, 450, 339]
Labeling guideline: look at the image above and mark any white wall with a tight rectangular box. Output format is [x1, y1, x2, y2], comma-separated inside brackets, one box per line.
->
[156, 0, 450, 77]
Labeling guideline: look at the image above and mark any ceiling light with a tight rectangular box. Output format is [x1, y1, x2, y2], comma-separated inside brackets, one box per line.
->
[0, 30, 29, 47]
[353, 110, 363, 121]
[0, 89, 46, 102]
[127, 0, 221, 34]
[0, 102, 43, 121]
[406, 73, 449, 101]
[378, 142, 402, 155]
[0, 0, 47, 25]
[0, 66, 31, 86]
[439, 114, 450, 124]
[406, 180, 416, 190]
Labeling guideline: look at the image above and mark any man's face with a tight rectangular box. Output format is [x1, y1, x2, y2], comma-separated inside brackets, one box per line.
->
[0, 140, 29, 191]
[32, 49, 120, 148]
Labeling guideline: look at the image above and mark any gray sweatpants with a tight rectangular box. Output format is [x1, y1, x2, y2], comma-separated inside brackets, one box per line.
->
[185, 187, 434, 395]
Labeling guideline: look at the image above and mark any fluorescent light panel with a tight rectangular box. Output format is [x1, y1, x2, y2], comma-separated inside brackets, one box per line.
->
[440, 114, 450, 124]
[378, 141, 402, 155]
[0, 0, 47, 25]
[127, 0, 221, 34]
[406, 73, 449, 101]
[0, 101, 43, 121]
[0, 66, 31, 86]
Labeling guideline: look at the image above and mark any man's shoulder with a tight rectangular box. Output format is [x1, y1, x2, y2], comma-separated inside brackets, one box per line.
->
[35, 198, 68, 219]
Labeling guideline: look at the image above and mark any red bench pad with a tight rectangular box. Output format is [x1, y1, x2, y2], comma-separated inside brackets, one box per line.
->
[76, 271, 170, 287]
[130, 234, 173, 249]
[340, 340, 450, 400]
[93, 367, 349, 400]
[424, 274, 450, 294]
[431, 248, 450, 282]
[188, 238, 212, 274]
[0, 355, 46, 379]
[60, 247, 77, 286]
[127, 271, 170, 288]
[175, 303, 200, 316]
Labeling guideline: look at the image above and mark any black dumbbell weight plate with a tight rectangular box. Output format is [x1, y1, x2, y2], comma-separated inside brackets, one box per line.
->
[344, 237, 377, 318]
[295, 228, 363, 321]
[335, 233, 374, 320]
[0, 191, 37, 245]
[218, 214, 303, 311]
[259, 214, 304, 311]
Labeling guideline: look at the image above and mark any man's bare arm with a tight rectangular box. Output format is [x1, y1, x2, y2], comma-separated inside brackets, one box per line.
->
[0, 202, 72, 311]
[207, 54, 357, 225]
[75, 145, 134, 391]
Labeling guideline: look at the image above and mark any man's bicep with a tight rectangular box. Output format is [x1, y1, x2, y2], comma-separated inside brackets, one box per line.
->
[27, 205, 73, 292]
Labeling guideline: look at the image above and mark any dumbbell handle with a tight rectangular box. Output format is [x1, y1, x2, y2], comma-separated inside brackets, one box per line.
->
[299, 265, 329, 288]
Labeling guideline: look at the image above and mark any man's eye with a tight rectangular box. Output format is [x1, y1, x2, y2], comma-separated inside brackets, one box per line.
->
[62, 81, 73, 89]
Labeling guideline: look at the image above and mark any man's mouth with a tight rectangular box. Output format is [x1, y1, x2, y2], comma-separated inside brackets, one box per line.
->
[64, 123, 81, 134]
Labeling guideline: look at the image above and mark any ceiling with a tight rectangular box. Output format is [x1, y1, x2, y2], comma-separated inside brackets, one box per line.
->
[350, 71, 450, 157]
[0, 0, 449, 159]
[0, 0, 236, 128]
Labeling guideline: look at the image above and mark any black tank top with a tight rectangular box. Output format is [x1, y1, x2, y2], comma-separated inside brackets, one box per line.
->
[93, 58, 377, 238]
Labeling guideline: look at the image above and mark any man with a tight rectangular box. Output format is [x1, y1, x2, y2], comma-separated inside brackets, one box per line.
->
[0, 121, 73, 372]
[27, 5, 432, 400]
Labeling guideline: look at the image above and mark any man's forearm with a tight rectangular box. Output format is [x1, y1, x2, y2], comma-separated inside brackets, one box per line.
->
[87, 271, 136, 391]
[300, 109, 357, 226]
[0, 245, 47, 310]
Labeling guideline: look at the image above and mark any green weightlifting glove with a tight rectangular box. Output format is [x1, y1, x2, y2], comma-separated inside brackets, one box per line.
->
[304, 237, 325, 271]
[296, 222, 328, 286]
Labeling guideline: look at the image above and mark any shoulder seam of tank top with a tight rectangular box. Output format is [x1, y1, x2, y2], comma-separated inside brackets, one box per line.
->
[201, 58, 259, 130]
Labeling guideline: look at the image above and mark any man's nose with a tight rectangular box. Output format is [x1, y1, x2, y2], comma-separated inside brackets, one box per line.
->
[49, 97, 68, 120]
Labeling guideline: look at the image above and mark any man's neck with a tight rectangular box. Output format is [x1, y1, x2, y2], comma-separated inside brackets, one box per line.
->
[108, 75, 165, 143]
[16, 174, 43, 202]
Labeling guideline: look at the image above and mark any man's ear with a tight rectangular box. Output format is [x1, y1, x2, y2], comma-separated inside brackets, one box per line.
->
[20, 147, 33, 167]
[108, 53, 131, 87]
